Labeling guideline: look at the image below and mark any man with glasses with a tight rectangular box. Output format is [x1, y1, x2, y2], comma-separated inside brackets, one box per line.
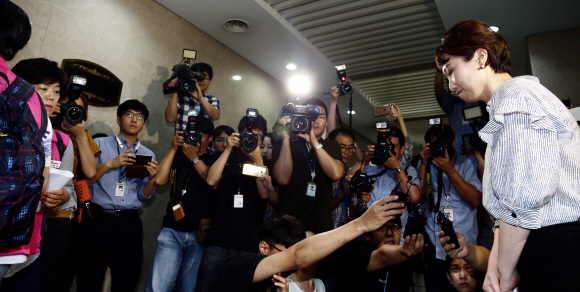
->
[327, 128, 356, 228]
[77, 100, 158, 292]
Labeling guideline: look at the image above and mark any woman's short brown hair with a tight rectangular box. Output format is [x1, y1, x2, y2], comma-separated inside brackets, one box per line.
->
[435, 19, 511, 74]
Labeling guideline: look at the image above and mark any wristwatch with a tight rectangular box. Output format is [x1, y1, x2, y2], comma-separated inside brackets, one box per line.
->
[192, 157, 200, 164]
[393, 166, 403, 174]
[314, 144, 323, 151]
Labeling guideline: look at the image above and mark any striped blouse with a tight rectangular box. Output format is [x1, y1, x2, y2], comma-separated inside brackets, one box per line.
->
[480, 76, 580, 230]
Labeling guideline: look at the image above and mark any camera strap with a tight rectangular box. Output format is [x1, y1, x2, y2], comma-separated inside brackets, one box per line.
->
[426, 159, 442, 212]
[366, 168, 388, 179]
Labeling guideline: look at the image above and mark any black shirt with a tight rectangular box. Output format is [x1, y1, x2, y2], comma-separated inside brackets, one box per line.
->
[207, 149, 268, 252]
[213, 253, 270, 292]
[162, 152, 218, 232]
[317, 240, 413, 292]
[272, 138, 342, 233]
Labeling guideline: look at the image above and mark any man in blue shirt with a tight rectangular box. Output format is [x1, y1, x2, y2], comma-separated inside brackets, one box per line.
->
[78, 100, 158, 292]
[360, 127, 421, 240]
[417, 124, 482, 292]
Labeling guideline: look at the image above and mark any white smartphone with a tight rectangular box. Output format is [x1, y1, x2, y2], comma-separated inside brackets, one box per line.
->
[242, 164, 267, 177]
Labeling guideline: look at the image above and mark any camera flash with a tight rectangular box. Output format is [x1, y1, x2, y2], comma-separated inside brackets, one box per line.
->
[71, 75, 87, 86]
[376, 122, 387, 129]
[429, 118, 441, 125]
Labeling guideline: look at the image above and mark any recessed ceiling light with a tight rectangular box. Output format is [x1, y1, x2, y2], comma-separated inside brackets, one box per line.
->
[347, 110, 355, 114]
[489, 26, 499, 32]
[286, 64, 297, 70]
[223, 19, 249, 33]
[232, 75, 241, 80]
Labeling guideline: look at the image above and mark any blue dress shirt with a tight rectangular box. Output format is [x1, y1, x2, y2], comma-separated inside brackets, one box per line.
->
[364, 164, 419, 243]
[89, 134, 155, 210]
[417, 154, 482, 260]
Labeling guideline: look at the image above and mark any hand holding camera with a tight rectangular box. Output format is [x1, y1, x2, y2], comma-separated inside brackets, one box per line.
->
[296, 128, 318, 148]
[62, 119, 86, 138]
[171, 131, 184, 151]
[226, 133, 240, 152]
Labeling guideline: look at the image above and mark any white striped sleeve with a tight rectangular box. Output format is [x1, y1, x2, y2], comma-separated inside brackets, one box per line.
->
[490, 113, 560, 229]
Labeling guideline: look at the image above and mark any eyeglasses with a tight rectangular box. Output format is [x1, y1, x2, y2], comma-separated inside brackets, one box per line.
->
[376, 224, 401, 234]
[340, 146, 356, 153]
[268, 243, 284, 252]
[123, 112, 145, 120]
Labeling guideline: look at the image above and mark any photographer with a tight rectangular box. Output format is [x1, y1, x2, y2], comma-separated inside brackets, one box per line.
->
[272, 98, 344, 234]
[165, 62, 220, 129]
[417, 125, 482, 292]
[146, 117, 215, 292]
[195, 113, 277, 292]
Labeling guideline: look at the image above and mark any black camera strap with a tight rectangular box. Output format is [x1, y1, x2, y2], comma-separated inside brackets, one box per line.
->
[426, 159, 443, 212]
[366, 168, 388, 179]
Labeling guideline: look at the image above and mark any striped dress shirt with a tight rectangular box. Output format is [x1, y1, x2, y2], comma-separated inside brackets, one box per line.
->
[480, 76, 580, 230]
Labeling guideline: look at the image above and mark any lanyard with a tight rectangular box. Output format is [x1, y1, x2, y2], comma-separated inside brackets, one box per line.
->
[302, 144, 317, 182]
[116, 136, 140, 183]
[441, 155, 458, 202]
[383, 270, 389, 292]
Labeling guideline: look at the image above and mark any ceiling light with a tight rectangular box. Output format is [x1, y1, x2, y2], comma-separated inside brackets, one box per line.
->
[489, 26, 499, 32]
[286, 63, 297, 70]
[288, 76, 311, 95]
[223, 19, 249, 33]
[347, 110, 355, 114]
[232, 75, 241, 80]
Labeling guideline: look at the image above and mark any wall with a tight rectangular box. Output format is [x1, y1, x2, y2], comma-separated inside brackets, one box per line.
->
[527, 27, 580, 106]
[8, 0, 288, 290]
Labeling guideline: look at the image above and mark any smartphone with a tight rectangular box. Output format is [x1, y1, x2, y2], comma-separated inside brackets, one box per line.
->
[134, 154, 152, 165]
[374, 104, 393, 117]
[242, 164, 267, 177]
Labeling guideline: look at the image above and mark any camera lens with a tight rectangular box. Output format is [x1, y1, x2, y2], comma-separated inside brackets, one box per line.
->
[186, 134, 198, 145]
[65, 106, 84, 124]
[291, 116, 309, 132]
[242, 135, 258, 152]
[350, 177, 365, 192]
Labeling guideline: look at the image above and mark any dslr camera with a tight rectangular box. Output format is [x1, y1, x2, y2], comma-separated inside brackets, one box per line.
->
[183, 115, 202, 146]
[349, 170, 375, 194]
[280, 103, 320, 133]
[163, 49, 206, 94]
[335, 64, 353, 96]
[239, 108, 259, 152]
[427, 118, 453, 158]
[371, 122, 396, 165]
[53, 75, 87, 128]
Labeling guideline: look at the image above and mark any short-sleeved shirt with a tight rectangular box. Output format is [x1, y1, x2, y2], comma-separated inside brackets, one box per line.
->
[207, 150, 268, 252]
[213, 253, 269, 292]
[364, 164, 419, 243]
[272, 138, 343, 233]
[67, 130, 102, 182]
[175, 92, 219, 132]
[90, 135, 156, 210]
[162, 152, 218, 232]
[418, 154, 482, 260]
[316, 240, 413, 292]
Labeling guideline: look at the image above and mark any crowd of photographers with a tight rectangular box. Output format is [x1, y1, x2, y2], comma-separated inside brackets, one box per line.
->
[2, 2, 559, 292]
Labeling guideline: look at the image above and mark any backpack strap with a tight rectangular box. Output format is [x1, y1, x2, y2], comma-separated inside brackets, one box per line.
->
[54, 130, 67, 161]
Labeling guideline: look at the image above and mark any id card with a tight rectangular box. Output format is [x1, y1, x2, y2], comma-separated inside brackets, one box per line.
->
[234, 194, 244, 208]
[306, 182, 317, 197]
[444, 207, 454, 222]
[51, 160, 61, 169]
[115, 183, 125, 197]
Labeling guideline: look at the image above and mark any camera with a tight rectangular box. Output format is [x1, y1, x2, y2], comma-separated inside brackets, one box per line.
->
[426, 118, 454, 158]
[52, 75, 87, 128]
[163, 49, 206, 94]
[184, 116, 202, 146]
[335, 64, 353, 96]
[280, 103, 320, 133]
[429, 139, 450, 158]
[403, 205, 427, 238]
[349, 170, 375, 193]
[371, 122, 396, 165]
[240, 108, 259, 152]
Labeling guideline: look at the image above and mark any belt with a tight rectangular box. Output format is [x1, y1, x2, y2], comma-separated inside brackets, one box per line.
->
[103, 209, 139, 217]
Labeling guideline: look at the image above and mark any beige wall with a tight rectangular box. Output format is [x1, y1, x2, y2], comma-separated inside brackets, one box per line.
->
[9, 0, 287, 290]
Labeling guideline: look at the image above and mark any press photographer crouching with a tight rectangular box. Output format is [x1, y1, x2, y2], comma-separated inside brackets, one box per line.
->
[195, 109, 278, 292]
[146, 116, 215, 292]
[417, 123, 482, 292]
[272, 99, 344, 234]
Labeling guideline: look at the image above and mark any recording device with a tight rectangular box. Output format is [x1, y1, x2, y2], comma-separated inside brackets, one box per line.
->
[373, 104, 394, 117]
[184, 116, 202, 146]
[53, 75, 87, 128]
[349, 170, 375, 193]
[387, 181, 409, 219]
[162, 49, 206, 94]
[280, 103, 320, 133]
[371, 122, 396, 165]
[403, 205, 427, 238]
[126, 155, 152, 177]
[242, 164, 267, 177]
[436, 210, 460, 250]
[240, 108, 259, 152]
[335, 64, 353, 96]
[427, 118, 453, 158]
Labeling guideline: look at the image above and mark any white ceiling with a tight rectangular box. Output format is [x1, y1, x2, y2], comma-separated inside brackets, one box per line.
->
[155, 0, 580, 144]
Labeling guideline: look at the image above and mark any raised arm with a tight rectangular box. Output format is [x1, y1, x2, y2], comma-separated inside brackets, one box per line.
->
[206, 133, 237, 186]
[367, 234, 424, 271]
[62, 121, 97, 179]
[273, 124, 293, 185]
[165, 79, 179, 123]
[155, 131, 183, 186]
[439, 231, 490, 273]
[327, 86, 339, 134]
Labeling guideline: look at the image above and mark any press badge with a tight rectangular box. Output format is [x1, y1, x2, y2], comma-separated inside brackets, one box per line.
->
[115, 183, 125, 197]
[234, 194, 244, 208]
[306, 182, 317, 197]
[51, 160, 61, 169]
[443, 207, 454, 222]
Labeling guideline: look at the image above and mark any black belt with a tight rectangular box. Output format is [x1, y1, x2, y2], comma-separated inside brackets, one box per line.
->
[103, 209, 139, 217]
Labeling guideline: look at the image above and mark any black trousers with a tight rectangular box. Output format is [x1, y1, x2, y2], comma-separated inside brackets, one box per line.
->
[518, 220, 580, 291]
[76, 213, 143, 292]
[39, 217, 72, 292]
